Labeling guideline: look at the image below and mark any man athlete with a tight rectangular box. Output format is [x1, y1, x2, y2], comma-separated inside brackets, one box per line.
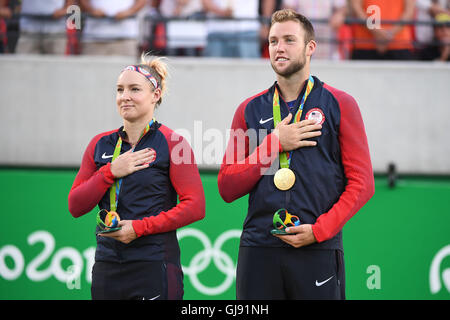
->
[218, 9, 375, 299]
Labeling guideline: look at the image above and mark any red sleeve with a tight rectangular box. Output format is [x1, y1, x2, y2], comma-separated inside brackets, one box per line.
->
[312, 86, 375, 242]
[132, 126, 205, 237]
[218, 94, 283, 203]
[68, 131, 117, 218]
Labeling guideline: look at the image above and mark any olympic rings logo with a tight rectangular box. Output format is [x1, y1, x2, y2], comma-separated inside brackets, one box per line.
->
[177, 228, 241, 296]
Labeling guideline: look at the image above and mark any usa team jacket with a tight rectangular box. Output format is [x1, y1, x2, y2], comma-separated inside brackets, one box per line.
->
[68, 121, 205, 263]
[218, 76, 375, 250]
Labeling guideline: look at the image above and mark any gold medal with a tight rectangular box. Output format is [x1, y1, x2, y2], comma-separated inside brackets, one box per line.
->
[273, 168, 296, 190]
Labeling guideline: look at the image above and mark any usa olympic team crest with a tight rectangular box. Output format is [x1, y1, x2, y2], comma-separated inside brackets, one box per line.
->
[305, 108, 325, 125]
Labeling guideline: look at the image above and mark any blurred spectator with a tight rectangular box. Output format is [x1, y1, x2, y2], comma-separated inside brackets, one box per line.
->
[415, 0, 450, 60]
[15, 0, 76, 55]
[202, 0, 261, 58]
[259, 0, 279, 58]
[159, 0, 206, 56]
[137, 1, 164, 55]
[66, 2, 81, 55]
[282, 0, 347, 60]
[80, 0, 146, 56]
[0, 0, 20, 53]
[0, 0, 10, 53]
[350, 0, 416, 60]
[433, 12, 450, 60]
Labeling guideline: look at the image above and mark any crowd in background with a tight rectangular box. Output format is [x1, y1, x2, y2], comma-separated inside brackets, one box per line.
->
[0, 0, 449, 61]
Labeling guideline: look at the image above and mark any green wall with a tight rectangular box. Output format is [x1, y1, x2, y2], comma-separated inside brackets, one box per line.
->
[0, 168, 449, 300]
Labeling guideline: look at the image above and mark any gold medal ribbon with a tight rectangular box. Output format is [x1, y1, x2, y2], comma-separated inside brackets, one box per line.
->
[272, 76, 314, 190]
[109, 119, 154, 212]
[272, 75, 314, 168]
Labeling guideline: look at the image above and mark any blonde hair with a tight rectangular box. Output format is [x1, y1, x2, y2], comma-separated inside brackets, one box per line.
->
[138, 53, 169, 107]
[270, 9, 315, 44]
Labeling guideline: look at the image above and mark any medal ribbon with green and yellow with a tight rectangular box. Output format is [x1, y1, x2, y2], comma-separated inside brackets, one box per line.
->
[109, 119, 154, 212]
[273, 75, 314, 168]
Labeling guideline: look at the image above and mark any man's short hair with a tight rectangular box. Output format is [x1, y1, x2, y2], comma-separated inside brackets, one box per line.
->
[270, 9, 315, 44]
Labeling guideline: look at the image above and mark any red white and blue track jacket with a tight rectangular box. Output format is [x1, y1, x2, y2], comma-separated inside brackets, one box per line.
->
[218, 76, 375, 250]
[68, 121, 205, 263]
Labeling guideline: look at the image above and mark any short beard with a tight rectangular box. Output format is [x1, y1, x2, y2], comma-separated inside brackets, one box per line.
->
[271, 59, 305, 78]
[271, 46, 307, 78]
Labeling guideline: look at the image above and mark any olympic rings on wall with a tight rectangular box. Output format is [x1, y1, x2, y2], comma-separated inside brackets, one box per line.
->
[177, 228, 242, 296]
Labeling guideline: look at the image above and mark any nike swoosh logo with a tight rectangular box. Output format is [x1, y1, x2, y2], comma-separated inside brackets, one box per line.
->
[142, 294, 160, 300]
[102, 152, 113, 159]
[315, 276, 334, 287]
[259, 117, 273, 125]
